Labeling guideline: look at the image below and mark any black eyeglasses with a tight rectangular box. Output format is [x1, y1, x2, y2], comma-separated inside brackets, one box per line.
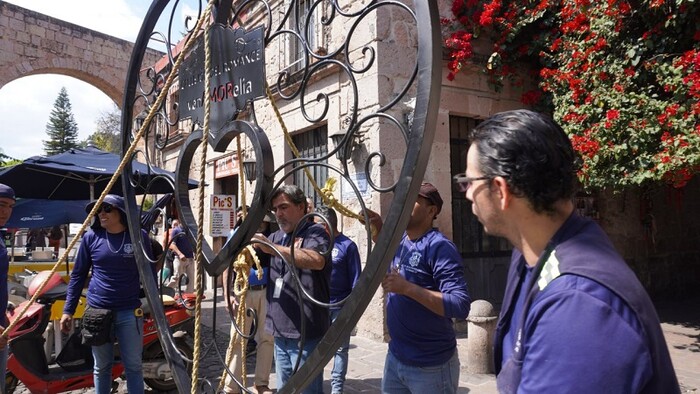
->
[453, 173, 492, 192]
[97, 204, 114, 214]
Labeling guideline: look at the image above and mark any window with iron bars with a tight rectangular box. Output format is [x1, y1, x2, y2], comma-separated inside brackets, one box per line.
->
[449, 116, 511, 257]
[292, 124, 328, 209]
[284, 0, 317, 76]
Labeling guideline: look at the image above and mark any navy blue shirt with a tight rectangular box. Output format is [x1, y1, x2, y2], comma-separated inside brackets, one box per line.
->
[329, 233, 361, 308]
[265, 220, 331, 340]
[64, 229, 152, 314]
[0, 238, 8, 325]
[495, 213, 679, 393]
[386, 229, 471, 367]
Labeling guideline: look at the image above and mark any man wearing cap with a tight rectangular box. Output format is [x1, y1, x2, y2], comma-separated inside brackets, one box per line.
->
[381, 182, 471, 394]
[0, 183, 16, 393]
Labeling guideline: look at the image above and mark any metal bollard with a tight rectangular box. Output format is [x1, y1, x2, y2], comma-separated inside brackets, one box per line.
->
[466, 299, 497, 374]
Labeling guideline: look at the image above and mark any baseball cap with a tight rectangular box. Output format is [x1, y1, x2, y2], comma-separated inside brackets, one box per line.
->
[418, 182, 443, 215]
[0, 183, 15, 201]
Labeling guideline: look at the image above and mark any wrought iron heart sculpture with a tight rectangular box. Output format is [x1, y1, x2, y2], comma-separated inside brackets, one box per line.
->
[174, 120, 273, 276]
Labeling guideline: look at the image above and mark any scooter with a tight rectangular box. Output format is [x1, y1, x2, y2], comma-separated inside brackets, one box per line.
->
[4, 270, 195, 393]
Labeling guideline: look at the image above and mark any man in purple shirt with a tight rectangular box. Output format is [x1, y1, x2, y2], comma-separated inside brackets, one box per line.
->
[462, 109, 679, 393]
[315, 206, 361, 394]
[381, 182, 472, 394]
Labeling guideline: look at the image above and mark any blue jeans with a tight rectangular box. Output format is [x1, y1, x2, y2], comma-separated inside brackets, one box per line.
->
[381, 349, 459, 394]
[92, 309, 144, 394]
[274, 336, 323, 394]
[330, 309, 351, 394]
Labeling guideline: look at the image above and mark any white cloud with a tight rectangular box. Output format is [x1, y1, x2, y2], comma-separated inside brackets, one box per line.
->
[0, 0, 144, 160]
[0, 0, 201, 160]
[0, 76, 115, 160]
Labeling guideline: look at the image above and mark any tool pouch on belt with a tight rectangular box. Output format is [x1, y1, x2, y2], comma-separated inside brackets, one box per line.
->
[80, 307, 114, 346]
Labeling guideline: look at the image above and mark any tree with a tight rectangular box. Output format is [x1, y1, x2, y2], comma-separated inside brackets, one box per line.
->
[43, 87, 80, 155]
[0, 149, 20, 167]
[86, 104, 122, 154]
[444, 0, 700, 190]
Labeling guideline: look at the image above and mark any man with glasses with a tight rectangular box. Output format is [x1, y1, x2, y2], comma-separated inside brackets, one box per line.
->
[463, 109, 679, 392]
[251, 185, 331, 394]
[380, 182, 471, 394]
[0, 184, 16, 394]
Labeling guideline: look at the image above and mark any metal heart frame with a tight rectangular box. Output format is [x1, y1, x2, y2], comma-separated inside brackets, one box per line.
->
[120, 0, 442, 392]
[175, 120, 274, 276]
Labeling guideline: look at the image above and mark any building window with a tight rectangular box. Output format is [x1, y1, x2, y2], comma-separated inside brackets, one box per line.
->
[449, 116, 511, 257]
[292, 125, 328, 207]
[285, 0, 317, 75]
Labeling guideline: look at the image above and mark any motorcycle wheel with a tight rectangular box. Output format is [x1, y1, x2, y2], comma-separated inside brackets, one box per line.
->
[143, 337, 193, 392]
[5, 371, 18, 394]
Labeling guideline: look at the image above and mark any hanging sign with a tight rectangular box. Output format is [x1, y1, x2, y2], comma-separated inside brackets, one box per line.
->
[179, 24, 265, 135]
[210, 194, 237, 237]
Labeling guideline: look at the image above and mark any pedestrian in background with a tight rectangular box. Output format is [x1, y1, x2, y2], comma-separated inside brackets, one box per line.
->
[223, 212, 275, 394]
[167, 219, 195, 293]
[60, 194, 153, 394]
[48, 225, 63, 254]
[316, 206, 361, 394]
[463, 109, 679, 392]
[253, 185, 331, 394]
[379, 182, 472, 394]
[0, 183, 16, 394]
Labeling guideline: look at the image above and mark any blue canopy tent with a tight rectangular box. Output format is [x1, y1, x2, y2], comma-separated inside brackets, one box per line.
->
[0, 146, 196, 200]
[5, 199, 89, 229]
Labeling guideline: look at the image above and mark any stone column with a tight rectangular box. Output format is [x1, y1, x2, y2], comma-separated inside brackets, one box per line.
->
[466, 299, 497, 374]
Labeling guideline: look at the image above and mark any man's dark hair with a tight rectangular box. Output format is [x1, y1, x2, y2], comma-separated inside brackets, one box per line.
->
[315, 206, 338, 231]
[469, 110, 579, 213]
[271, 184, 308, 212]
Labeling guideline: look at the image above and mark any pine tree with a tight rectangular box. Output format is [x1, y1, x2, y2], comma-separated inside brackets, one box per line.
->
[43, 87, 79, 155]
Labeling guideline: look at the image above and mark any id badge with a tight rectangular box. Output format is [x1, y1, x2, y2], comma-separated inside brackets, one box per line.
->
[273, 277, 284, 299]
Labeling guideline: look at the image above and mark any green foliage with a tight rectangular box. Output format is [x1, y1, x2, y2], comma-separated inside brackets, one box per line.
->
[86, 105, 122, 154]
[444, 0, 700, 190]
[43, 87, 79, 155]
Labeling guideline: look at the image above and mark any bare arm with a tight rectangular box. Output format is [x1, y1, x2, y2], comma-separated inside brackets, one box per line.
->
[252, 234, 325, 270]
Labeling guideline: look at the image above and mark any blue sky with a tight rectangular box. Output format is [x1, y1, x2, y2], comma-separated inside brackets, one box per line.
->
[0, 0, 197, 160]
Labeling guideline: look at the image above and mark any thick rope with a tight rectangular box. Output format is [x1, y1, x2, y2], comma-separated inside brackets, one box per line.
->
[191, 2, 218, 392]
[216, 135, 256, 392]
[1, 0, 214, 341]
[217, 245, 261, 391]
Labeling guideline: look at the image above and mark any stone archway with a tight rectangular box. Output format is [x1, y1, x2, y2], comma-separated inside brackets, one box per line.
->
[0, 2, 163, 106]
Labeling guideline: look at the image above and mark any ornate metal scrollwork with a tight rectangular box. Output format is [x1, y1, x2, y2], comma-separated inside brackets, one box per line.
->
[121, 0, 441, 392]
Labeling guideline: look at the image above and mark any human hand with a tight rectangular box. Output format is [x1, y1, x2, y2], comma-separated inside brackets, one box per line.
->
[226, 295, 240, 314]
[59, 313, 73, 334]
[381, 270, 412, 295]
[362, 209, 383, 243]
[252, 233, 274, 255]
[0, 327, 7, 350]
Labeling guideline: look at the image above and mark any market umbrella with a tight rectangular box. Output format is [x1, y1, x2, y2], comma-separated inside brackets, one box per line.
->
[5, 199, 89, 228]
[0, 146, 196, 200]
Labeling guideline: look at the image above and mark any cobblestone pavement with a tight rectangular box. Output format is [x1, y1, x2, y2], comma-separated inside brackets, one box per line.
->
[10, 292, 699, 393]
